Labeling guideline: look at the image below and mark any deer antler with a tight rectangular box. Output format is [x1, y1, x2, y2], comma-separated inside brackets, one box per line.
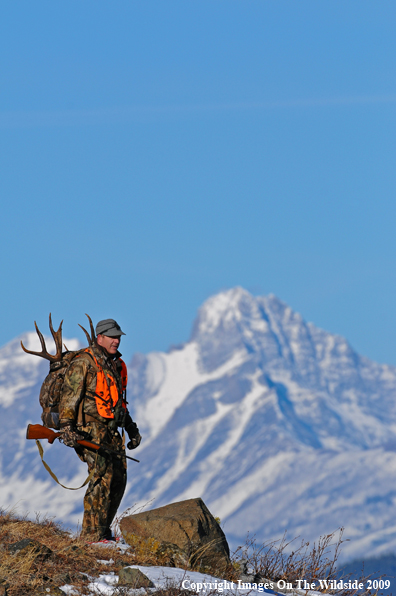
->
[21, 314, 63, 363]
[78, 313, 96, 346]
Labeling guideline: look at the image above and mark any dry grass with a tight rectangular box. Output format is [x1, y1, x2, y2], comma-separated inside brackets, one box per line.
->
[0, 507, 141, 595]
[0, 509, 381, 596]
[232, 528, 344, 583]
[0, 507, 221, 595]
[231, 528, 380, 596]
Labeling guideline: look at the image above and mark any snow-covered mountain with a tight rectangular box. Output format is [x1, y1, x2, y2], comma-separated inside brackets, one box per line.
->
[1, 288, 396, 561]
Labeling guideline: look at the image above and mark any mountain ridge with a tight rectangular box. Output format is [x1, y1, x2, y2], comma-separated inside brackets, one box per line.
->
[127, 288, 396, 560]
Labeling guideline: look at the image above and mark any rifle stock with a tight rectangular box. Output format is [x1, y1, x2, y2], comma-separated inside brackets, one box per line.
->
[26, 424, 139, 463]
[27, 424, 60, 444]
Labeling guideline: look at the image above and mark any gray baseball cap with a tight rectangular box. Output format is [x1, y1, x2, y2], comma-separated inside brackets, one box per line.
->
[95, 319, 126, 337]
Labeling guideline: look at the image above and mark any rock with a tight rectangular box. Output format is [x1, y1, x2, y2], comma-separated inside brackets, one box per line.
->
[239, 573, 256, 583]
[6, 538, 52, 561]
[120, 497, 231, 574]
[118, 567, 155, 587]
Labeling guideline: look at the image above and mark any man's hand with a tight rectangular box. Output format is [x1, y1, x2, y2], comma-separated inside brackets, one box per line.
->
[59, 424, 85, 448]
[126, 422, 142, 450]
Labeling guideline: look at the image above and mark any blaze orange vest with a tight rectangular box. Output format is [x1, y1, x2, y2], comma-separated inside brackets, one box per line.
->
[85, 349, 128, 419]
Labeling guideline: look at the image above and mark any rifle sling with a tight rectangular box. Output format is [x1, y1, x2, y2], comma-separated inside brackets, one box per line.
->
[35, 440, 95, 491]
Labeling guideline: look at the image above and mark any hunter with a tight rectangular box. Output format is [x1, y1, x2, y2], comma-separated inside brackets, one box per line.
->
[59, 318, 141, 541]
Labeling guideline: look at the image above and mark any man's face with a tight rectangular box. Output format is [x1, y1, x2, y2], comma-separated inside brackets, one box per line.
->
[97, 334, 121, 355]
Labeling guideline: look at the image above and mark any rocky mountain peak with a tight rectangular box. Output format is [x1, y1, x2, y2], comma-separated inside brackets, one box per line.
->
[190, 288, 287, 372]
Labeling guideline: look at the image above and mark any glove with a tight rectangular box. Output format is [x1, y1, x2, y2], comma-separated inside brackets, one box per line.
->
[126, 422, 142, 450]
[59, 424, 85, 448]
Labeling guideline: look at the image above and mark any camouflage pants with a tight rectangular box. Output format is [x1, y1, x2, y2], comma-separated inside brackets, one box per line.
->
[76, 422, 127, 540]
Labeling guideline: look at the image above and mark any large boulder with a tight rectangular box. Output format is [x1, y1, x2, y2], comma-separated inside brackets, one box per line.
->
[120, 498, 231, 574]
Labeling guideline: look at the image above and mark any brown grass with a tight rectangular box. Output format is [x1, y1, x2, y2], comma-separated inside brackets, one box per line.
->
[0, 506, 223, 595]
[231, 528, 380, 596]
[0, 507, 143, 595]
[0, 509, 381, 596]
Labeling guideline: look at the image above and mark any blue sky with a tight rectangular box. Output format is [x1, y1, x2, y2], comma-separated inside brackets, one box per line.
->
[2, 1, 396, 364]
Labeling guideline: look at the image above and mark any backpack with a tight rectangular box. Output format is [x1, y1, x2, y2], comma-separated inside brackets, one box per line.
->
[21, 314, 95, 430]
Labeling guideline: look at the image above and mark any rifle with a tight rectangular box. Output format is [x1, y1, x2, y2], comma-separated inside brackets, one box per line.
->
[26, 424, 139, 463]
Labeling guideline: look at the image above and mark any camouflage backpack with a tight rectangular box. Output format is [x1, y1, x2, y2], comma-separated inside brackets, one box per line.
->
[21, 314, 95, 429]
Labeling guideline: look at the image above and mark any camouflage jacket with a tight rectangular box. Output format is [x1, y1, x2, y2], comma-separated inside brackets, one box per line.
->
[59, 343, 133, 430]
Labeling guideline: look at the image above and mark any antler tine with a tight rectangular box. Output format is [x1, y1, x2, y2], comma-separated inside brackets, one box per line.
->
[34, 321, 47, 352]
[21, 321, 45, 357]
[78, 324, 92, 346]
[20, 317, 62, 362]
[49, 313, 63, 360]
[78, 313, 96, 347]
[85, 313, 96, 343]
